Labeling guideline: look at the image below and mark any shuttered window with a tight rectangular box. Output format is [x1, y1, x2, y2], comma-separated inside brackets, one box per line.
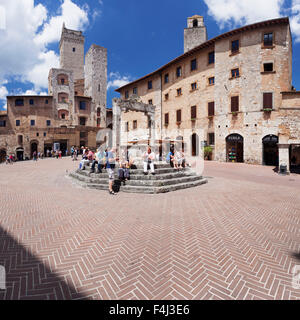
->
[176, 109, 182, 123]
[231, 96, 239, 112]
[164, 113, 169, 125]
[231, 68, 239, 78]
[191, 106, 197, 119]
[208, 133, 215, 145]
[208, 102, 215, 116]
[263, 93, 273, 109]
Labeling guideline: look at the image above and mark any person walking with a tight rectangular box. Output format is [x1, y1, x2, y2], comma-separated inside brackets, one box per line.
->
[9, 154, 14, 164]
[143, 146, 155, 175]
[106, 148, 118, 195]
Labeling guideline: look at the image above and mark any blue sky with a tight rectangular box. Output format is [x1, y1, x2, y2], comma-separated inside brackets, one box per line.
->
[0, 0, 300, 110]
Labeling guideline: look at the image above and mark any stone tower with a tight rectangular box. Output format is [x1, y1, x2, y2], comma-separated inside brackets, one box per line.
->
[59, 23, 85, 81]
[84, 45, 107, 128]
[184, 15, 207, 53]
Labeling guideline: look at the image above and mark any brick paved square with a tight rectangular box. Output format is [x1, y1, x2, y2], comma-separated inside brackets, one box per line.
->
[0, 158, 299, 300]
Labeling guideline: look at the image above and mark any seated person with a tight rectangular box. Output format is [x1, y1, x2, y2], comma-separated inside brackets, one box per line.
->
[166, 145, 175, 168]
[91, 148, 106, 173]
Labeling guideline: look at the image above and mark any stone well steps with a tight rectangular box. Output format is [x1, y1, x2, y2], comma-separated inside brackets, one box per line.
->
[69, 163, 207, 194]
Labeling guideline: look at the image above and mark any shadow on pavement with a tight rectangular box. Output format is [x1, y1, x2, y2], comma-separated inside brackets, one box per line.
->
[291, 252, 300, 262]
[0, 226, 87, 300]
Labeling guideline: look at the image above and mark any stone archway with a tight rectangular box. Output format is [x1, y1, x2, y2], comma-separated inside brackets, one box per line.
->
[262, 135, 278, 166]
[112, 95, 156, 155]
[226, 134, 244, 163]
[30, 141, 38, 158]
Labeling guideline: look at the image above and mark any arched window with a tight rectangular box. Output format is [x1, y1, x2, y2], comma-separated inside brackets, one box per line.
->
[97, 108, 101, 117]
[57, 74, 69, 85]
[58, 109, 69, 120]
[58, 92, 69, 103]
[193, 19, 198, 27]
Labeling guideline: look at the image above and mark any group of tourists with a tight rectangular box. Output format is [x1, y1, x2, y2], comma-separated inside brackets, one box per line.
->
[5, 154, 15, 164]
[77, 144, 187, 195]
[32, 151, 44, 161]
[166, 145, 186, 169]
[70, 146, 79, 161]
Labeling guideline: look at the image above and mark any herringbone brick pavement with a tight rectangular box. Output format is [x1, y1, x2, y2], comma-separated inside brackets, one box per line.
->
[0, 158, 299, 300]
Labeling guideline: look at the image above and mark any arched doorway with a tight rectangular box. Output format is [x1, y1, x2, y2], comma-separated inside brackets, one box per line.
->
[191, 133, 199, 156]
[262, 135, 278, 166]
[226, 134, 244, 162]
[0, 149, 6, 163]
[16, 148, 24, 161]
[30, 142, 38, 158]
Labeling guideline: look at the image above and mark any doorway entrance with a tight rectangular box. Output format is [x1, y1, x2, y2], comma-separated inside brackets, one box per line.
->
[0, 149, 6, 163]
[290, 144, 300, 174]
[191, 133, 199, 156]
[30, 142, 38, 158]
[16, 148, 24, 161]
[226, 134, 244, 162]
[262, 135, 278, 166]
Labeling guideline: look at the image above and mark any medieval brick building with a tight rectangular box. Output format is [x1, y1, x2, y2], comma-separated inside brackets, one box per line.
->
[0, 24, 107, 161]
[116, 16, 300, 173]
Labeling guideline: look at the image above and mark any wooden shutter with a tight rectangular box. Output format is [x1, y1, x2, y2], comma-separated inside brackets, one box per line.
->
[191, 106, 197, 119]
[164, 113, 169, 125]
[231, 96, 239, 112]
[263, 93, 273, 108]
[208, 102, 215, 116]
[176, 110, 181, 122]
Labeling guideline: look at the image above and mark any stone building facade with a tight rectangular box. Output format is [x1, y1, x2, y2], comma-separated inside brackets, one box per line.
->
[116, 16, 300, 173]
[0, 24, 107, 162]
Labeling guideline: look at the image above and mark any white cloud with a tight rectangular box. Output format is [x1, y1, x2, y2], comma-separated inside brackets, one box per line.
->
[203, 0, 300, 42]
[0, 85, 8, 110]
[34, 0, 89, 46]
[203, 0, 284, 28]
[26, 51, 59, 90]
[0, 0, 90, 92]
[0, 85, 8, 100]
[291, 0, 300, 42]
[107, 72, 132, 89]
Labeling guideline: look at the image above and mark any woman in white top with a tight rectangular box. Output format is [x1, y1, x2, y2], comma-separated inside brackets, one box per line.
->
[143, 147, 155, 175]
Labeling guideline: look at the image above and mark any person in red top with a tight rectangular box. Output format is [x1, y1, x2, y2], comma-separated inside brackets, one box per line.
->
[88, 149, 94, 161]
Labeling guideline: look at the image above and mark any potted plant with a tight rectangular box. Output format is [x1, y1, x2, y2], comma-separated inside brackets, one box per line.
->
[263, 108, 272, 112]
[204, 146, 213, 160]
[231, 111, 238, 116]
